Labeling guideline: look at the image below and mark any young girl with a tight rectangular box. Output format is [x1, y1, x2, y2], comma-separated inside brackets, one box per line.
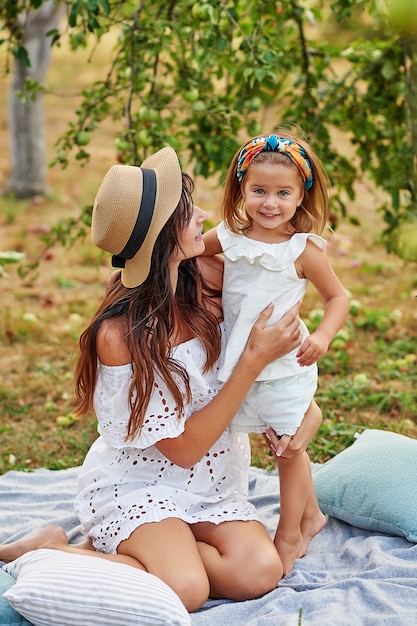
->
[203, 129, 350, 575]
[0, 146, 322, 611]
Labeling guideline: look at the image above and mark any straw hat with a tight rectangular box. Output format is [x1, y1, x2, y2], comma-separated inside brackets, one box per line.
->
[91, 146, 182, 288]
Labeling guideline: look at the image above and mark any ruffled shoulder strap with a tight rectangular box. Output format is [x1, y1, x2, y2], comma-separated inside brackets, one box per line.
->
[217, 226, 327, 270]
[303, 232, 327, 252]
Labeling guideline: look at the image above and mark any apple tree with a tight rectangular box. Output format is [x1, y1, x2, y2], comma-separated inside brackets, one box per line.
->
[1, 0, 416, 260]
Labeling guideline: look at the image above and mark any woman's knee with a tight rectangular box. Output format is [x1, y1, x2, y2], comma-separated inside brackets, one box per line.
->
[166, 568, 210, 612]
[234, 547, 283, 598]
[252, 548, 282, 595]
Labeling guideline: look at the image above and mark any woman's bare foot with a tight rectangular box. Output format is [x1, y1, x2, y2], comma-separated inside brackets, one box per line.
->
[0, 525, 68, 563]
[297, 511, 327, 558]
[274, 530, 303, 577]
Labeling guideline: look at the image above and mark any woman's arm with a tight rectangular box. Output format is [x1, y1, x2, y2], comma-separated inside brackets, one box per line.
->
[156, 302, 302, 467]
[96, 301, 301, 467]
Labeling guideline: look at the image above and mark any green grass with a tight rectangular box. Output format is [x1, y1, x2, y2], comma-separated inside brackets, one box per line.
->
[0, 33, 416, 475]
[1, 239, 416, 475]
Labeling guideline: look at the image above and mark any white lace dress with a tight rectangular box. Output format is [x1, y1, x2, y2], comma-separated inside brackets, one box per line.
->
[74, 324, 259, 554]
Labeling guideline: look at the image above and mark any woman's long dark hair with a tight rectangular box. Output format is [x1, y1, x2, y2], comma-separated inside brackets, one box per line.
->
[74, 173, 222, 440]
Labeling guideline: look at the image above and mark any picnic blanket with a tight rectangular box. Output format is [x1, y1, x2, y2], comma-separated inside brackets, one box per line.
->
[1, 465, 416, 625]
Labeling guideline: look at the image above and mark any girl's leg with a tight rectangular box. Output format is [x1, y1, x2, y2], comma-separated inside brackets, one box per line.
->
[192, 519, 282, 600]
[275, 451, 309, 575]
[297, 451, 327, 558]
[272, 400, 326, 568]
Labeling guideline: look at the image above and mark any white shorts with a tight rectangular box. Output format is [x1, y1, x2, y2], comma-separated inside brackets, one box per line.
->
[229, 368, 318, 435]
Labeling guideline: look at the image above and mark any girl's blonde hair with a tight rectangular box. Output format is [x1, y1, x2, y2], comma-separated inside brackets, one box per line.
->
[221, 125, 330, 236]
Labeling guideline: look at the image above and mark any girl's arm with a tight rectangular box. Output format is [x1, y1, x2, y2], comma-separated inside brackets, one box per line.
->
[156, 302, 302, 467]
[296, 240, 350, 367]
[197, 254, 224, 293]
[202, 227, 222, 256]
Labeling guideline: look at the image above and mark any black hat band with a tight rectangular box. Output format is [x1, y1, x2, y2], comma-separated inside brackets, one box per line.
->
[112, 168, 157, 269]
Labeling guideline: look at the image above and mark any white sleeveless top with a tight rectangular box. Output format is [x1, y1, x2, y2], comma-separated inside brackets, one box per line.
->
[217, 221, 326, 382]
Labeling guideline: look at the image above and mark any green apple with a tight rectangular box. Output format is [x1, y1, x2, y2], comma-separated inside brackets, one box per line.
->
[56, 414, 77, 427]
[247, 96, 262, 111]
[335, 328, 350, 342]
[331, 329, 350, 349]
[137, 129, 153, 147]
[309, 308, 325, 323]
[22, 312, 38, 323]
[184, 87, 200, 103]
[349, 299, 362, 316]
[191, 3, 213, 21]
[115, 137, 130, 152]
[387, 0, 417, 34]
[192, 100, 206, 112]
[390, 220, 417, 262]
[74, 131, 91, 146]
[44, 400, 58, 412]
[353, 373, 369, 386]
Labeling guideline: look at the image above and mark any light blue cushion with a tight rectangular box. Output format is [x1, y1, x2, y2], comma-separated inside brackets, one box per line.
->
[0, 568, 33, 625]
[313, 428, 417, 542]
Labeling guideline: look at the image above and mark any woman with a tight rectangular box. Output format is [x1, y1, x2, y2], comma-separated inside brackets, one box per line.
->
[0, 147, 321, 612]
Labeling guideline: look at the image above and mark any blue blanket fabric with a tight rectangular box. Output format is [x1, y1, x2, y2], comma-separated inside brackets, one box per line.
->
[1, 466, 416, 625]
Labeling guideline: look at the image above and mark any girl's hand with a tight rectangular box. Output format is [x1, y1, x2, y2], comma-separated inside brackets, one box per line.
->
[263, 400, 322, 459]
[245, 302, 302, 372]
[296, 331, 329, 367]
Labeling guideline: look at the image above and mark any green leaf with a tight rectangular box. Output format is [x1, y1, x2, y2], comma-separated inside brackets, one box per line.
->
[12, 45, 30, 68]
[97, 0, 111, 14]
[381, 60, 395, 80]
[0, 251, 25, 266]
[68, 0, 82, 28]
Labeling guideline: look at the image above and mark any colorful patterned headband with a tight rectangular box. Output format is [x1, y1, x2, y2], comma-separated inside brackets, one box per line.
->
[236, 134, 314, 190]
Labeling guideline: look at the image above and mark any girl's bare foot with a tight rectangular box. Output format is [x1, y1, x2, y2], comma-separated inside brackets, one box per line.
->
[298, 511, 327, 558]
[0, 525, 68, 563]
[274, 530, 303, 577]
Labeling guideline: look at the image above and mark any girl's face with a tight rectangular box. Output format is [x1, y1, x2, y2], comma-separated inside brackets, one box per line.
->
[241, 161, 304, 241]
[173, 205, 208, 262]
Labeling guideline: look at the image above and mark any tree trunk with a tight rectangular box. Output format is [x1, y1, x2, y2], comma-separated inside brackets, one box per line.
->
[5, 1, 65, 198]
[404, 36, 417, 209]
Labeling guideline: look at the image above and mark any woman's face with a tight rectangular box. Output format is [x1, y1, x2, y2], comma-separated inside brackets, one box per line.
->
[173, 205, 208, 262]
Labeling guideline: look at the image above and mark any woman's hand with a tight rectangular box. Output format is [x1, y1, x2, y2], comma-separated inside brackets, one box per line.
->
[244, 302, 302, 373]
[263, 400, 322, 458]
